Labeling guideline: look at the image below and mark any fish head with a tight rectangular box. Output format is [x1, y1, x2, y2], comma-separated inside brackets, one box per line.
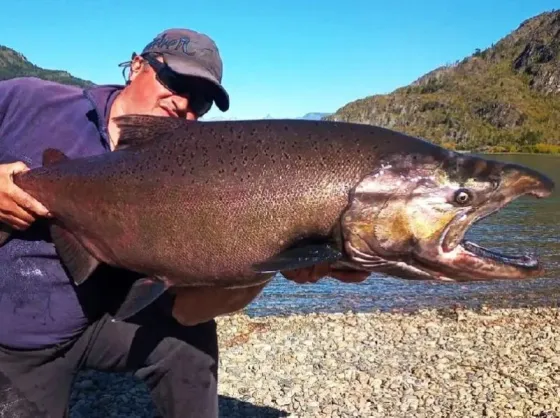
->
[340, 151, 555, 282]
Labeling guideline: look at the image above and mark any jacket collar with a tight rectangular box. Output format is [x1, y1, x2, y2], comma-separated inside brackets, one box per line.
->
[83, 84, 124, 150]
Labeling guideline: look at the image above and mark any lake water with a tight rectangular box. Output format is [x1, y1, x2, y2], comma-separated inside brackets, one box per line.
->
[247, 154, 560, 316]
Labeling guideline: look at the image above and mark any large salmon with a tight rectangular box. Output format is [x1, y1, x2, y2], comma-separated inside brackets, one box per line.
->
[0, 115, 554, 319]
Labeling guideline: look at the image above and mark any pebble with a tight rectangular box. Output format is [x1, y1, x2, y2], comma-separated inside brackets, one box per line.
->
[69, 307, 560, 417]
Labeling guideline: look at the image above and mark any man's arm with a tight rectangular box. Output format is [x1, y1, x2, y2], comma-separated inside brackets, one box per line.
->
[170, 263, 369, 326]
[283, 263, 369, 284]
[170, 281, 269, 326]
[0, 79, 52, 231]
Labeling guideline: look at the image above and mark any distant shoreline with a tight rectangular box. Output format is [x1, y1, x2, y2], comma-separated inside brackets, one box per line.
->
[457, 151, 560, 156]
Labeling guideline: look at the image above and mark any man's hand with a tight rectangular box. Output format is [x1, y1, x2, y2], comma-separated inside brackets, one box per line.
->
[170, 281, 269, 326]
[282, 263, 369, 284]
[0, 162, 50, 230]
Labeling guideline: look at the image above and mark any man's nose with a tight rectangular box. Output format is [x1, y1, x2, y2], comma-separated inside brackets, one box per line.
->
[171, 96, 189, 116]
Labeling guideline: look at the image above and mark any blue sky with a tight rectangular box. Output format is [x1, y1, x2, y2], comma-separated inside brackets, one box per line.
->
[1, 1, 557, 120]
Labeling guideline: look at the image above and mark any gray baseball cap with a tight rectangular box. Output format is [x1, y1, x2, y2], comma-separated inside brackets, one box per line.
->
[141, 28, 229, 112]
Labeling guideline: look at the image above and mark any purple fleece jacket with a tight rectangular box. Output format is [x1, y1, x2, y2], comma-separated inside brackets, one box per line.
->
[0, 77, 123, 349]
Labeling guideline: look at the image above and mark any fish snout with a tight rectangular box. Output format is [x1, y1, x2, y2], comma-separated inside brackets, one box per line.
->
[501, 164, 555, 199]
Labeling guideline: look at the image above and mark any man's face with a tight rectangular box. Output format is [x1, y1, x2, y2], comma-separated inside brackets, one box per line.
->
[125, 55, 205, 120]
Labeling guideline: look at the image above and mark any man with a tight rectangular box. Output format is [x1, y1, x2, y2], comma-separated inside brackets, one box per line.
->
[0, 28, 367, 417]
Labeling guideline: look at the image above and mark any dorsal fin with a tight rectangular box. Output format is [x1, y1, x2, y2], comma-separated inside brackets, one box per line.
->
[113, 114, 193, 150]
[42, 148, 69, 166]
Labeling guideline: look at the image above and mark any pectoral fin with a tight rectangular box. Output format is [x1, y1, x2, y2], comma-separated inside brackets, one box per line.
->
[252, 244, 343, 273]
[112, 277, 169, 321]
[50, 224, 100, 285]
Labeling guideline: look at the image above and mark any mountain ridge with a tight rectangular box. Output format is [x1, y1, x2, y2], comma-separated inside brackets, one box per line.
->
[325, 10, 560, 154]
[0, 45, 95, 88]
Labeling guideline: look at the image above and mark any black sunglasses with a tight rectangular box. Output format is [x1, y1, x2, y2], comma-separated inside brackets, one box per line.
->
[141, 53, 213, 117]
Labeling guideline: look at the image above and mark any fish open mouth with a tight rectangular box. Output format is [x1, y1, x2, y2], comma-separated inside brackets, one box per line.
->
[411, 210, 543, 282]
[423, 181, 551, 280]
[437, 205, 541, 269]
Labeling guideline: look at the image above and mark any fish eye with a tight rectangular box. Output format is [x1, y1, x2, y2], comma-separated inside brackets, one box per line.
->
[454, 189, 472, 205]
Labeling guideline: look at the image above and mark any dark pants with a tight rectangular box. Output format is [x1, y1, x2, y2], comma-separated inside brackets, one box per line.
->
[0, 299, 219, 418]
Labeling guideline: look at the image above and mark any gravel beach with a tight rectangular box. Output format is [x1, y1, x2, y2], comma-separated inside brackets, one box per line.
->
[69, 306, 560, 418]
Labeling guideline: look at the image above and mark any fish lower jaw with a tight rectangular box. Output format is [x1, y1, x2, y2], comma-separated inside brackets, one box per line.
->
[460, 240, 540, 269]
[422, 239, 543, 281]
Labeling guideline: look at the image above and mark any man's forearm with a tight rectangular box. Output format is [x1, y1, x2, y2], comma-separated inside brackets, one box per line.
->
[170, 281, 270, 326]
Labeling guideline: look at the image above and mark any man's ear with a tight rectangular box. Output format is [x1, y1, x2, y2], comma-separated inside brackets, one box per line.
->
[128, 54, 145, 82]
